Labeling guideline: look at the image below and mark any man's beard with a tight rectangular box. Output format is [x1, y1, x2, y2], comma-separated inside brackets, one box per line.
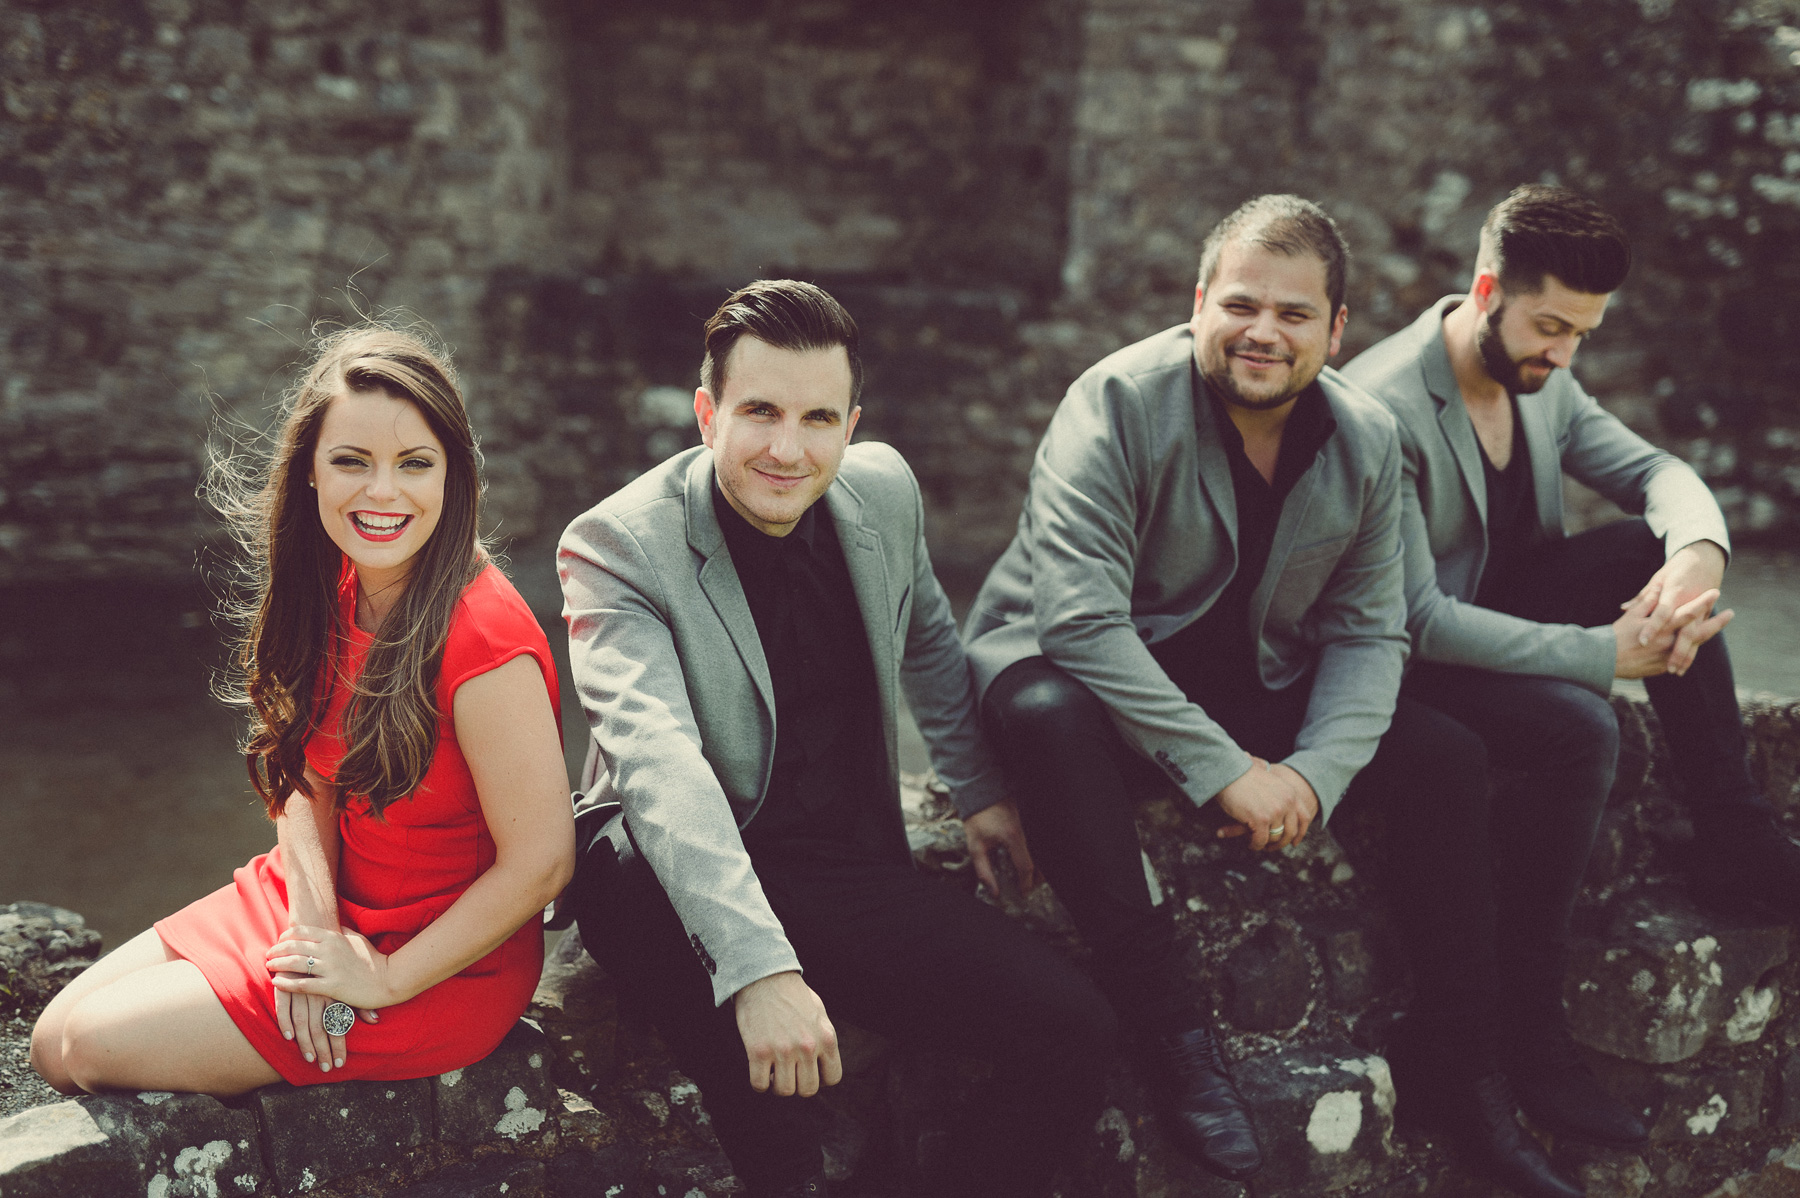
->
[1202, 347, 1309, 412]
[1476, 300, 1555, 394]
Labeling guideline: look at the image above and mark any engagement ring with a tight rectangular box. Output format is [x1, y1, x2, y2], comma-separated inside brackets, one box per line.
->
[306, 957, 316, 974]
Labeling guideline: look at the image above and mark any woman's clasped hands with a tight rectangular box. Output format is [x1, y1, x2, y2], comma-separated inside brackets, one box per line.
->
[264, 925, 388, 1073]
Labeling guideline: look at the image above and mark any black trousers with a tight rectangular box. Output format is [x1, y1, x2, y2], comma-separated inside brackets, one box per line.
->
[1354, 517, 1760, 1069]
[568, 832, 1116, 1198]
[982, 651, 1312, 1035]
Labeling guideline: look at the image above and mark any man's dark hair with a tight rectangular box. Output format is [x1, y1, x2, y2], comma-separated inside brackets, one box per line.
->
[1477, 185, 1631, 296]
[1197, 194, 1350, 314]
[701, 279, 863, 406]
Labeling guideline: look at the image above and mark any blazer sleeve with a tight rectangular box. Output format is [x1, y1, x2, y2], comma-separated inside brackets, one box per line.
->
[888, 451, 1008, 818]
[559, 510, 801, 1007]
[1559, 383, 1730, 562]
[1283, 428, 1410, 818]
[1398, 427, 1619, 694]
[1029, 372, 1257, 808]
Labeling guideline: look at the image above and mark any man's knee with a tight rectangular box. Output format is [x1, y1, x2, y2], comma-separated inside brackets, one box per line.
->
[1535, 685, 1620, 771]
[987, 659, 1108, 745]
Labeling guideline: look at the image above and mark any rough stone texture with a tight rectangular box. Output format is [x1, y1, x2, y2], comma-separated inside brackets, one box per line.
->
[0, 902, 101, 1012]
[254, 1075, 433, 1193]
[1566, 890, 1791, 1064]
[1782, 1052, 1800, 1129]
[0, 1089, 263, 1198]
[1223, 919, 1314, 1033]
[4, 0, 1798, 593]
[387, 1153, 547, 1198]
[431, 1019, 557, 1149]
[1235, 1042, 1396, 1194]
[1702, 1140, 1800, 1198]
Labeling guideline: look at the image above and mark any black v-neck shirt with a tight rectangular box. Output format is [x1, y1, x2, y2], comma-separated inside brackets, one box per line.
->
[1474, 395, 1535, 607]
[1149, 370, 1337, 705]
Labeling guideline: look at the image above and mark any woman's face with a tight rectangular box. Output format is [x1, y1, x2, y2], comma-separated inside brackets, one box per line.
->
[310, 388, 446, 593]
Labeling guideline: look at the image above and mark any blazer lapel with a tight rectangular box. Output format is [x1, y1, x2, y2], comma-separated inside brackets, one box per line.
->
[824, 479, 899, 764]
[684, 454, 775, 720]
[1189, 362, 1240, 550]
[1423, 316, 1489, 526]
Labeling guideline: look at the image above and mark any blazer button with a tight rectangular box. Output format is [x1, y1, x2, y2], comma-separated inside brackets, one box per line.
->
[1138, 626, 1153, 640]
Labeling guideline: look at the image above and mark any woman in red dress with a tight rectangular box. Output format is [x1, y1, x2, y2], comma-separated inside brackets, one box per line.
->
[30, 326, 574, 1093]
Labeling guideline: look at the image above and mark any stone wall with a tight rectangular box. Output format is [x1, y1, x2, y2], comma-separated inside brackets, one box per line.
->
[2, 0, 1798, 589]
[4, 692, 1799, 1197]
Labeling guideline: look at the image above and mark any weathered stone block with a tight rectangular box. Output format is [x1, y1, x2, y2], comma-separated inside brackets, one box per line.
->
[0, 1100, 138, 1198]
[0, 1091, 264, 1198]
[1554, 1140, 1653, 1198]
[530, 932, 619, 1091]
[433, 1019, 558, 1148]
[0, 902, 102, 1009]
[390, 1153, 547, 1198]
[1779, 1051, 1800, 1128]
[1743, 696, 1800, 814]
[253, 1075, 432, 1193]
[1223, 921, 1313, 1033]
[1700, 1139, 1800, 1198]
[1651, 1067, 1767, 1141]
[1565, 890, 1791, 1063]
[643, 1146, 737, 1197]
[1234, 1041, 1396, 1195]
[546, 1143, 649, 1196]
[1307, 913, 1390, 1009]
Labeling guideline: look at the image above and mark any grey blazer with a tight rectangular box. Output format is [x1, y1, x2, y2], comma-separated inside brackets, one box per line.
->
[963, 324, 1409, 820]
[559, 442, 1004, 1006]
[1342, 297, 1730, 695]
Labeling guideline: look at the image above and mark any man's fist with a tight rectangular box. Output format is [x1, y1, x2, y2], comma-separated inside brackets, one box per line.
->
[733, 971, 843, 1097]
[1215, 757, 1318, 851]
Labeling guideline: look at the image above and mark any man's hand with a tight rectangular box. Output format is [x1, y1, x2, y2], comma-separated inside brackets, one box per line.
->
[1620, 540, 1731, 673]
[733, 971, 842, 1097]
[1614, 584, 1733, 679]
[1215, 758, 1318, 851]
[963, 799, 1040, 899]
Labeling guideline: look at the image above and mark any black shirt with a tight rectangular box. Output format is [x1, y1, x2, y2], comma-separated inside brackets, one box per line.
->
[1150, 369, 1337, 710]
[1474, 396, 1534, 608]
[711, 480, 886, 850]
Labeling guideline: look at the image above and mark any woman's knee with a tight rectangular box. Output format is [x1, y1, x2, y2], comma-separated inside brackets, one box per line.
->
[28, 1010, 82, 1095]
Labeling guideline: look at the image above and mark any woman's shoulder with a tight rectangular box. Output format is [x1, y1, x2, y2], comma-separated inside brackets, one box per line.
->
[441, 562, 552, 686]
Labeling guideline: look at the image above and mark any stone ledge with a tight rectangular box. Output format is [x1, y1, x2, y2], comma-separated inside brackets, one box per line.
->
[3, 692, 1798, 1196]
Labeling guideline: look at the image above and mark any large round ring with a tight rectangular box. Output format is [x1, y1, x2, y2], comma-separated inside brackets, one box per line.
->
[321, 1002, 356, 1037]
[305, 956, 316, 974]
[1268, 825, 1285, 838]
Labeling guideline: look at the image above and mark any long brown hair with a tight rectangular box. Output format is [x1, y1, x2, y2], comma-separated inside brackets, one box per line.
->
[210, 324, 487, 818]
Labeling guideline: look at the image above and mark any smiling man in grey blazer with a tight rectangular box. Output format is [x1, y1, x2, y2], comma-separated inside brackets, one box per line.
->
[964, 195, 1407, 1183]
[1343, 185, 1796, 1197]
[557, 280, 1113, 1198]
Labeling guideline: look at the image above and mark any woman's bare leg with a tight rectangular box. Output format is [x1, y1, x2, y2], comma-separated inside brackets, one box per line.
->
[32, 928, 281, 1097]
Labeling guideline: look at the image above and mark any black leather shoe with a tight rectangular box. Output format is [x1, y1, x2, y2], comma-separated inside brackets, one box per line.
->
[1390, 1041, 1583, 1198]
[1142, 1026, 1263, 1181]
[1688, 813, 1800, 923]
[1508, 1025, 1648, 1149]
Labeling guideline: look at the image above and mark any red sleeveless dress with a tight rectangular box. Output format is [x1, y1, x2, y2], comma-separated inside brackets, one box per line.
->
[156, 563, 558, 1085]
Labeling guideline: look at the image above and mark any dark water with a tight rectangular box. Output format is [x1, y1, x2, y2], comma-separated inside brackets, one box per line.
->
[0, 551, 592, 953]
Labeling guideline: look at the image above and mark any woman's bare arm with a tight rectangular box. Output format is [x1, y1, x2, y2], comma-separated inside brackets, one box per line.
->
[269, 655, 573, 1009]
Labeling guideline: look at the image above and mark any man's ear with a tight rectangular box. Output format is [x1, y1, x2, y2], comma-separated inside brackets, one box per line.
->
[1191, 283, 1206, 321]
[844, 404, 862, 444]
[1472, 271, 1500, 312]
[1328, 305, 1348, 359]
[694, 387, 717, 447]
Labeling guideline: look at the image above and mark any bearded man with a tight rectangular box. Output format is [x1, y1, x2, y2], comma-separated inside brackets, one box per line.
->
[1342, 184, 1799, 1196]
[964, 194, 1408, 1183]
